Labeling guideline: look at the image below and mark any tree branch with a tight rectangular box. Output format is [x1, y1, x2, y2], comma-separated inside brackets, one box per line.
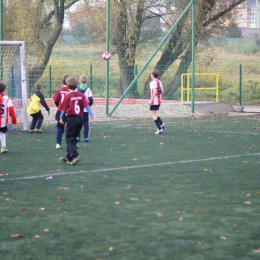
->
[203, 0, 246, 27]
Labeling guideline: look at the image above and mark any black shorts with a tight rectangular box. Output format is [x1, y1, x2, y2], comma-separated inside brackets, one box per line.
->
[55, 110, 67, 123]
[150, 105, 160, 111]
[0, 126, 7, 133]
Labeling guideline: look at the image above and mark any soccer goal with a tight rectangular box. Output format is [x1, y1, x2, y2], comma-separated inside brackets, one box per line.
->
[0, 41, 28, 130]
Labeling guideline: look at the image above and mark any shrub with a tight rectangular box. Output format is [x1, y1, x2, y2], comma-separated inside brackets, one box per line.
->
[226, 22, 243, 38]
[241, 42, 258, 55]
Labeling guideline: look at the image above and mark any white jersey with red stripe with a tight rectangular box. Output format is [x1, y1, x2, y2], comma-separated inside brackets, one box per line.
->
[0, 94, 13, 128]
[150, 79, 163, 105]
[83, 88, 93, 112]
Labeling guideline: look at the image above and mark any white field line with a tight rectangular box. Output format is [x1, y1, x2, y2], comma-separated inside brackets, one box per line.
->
[1, 152, 260, 182]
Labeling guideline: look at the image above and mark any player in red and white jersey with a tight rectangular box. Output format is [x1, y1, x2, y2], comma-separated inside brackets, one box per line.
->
[0, 82, 17, 153]
[59, 77, 96, 165]
[53, 74, 71, 149]
[148, 69, 166, 135]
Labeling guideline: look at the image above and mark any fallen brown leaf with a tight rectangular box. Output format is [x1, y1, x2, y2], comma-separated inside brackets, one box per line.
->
[11, 234, 22, 238]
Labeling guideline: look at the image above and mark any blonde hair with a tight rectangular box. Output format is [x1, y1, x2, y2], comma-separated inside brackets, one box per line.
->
[79, 75, 88, 84]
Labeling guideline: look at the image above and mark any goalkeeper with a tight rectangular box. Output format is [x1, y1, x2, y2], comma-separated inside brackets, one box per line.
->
[0, 82, 17, 153]
[27, 83, 50, 133]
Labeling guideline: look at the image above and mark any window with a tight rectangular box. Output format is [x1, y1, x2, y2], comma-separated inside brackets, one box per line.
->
[236, 13, 244, 21]
[249, 8, 256, 25]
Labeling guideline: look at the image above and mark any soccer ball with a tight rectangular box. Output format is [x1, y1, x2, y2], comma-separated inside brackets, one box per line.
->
[103, 52, 111, 60]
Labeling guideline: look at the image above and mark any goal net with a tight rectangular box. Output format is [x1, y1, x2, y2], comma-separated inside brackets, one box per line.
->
[0, 41, 28, 130]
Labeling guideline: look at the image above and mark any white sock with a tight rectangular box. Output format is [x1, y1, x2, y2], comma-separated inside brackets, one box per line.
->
[0, 132, 6, 148]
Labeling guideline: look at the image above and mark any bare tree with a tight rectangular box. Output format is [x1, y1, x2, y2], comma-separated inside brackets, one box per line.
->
[156, 0, 246, 98]
[4, 0, 81, 90]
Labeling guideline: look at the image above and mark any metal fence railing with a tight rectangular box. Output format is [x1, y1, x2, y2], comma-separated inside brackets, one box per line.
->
[30, 61, 260, 107]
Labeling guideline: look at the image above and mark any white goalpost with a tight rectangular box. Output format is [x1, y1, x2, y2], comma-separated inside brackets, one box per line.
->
[0, 41, 28, 131]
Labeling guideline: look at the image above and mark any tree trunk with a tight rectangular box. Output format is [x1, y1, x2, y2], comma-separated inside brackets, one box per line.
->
[116, 0, 145, 98]
[27, 0, 80, 91]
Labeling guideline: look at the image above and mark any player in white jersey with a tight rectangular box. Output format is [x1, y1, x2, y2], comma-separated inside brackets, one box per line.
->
[0, 82, 17, 153]
[148, 69, 166, 135]
[76, 74, 94, 142]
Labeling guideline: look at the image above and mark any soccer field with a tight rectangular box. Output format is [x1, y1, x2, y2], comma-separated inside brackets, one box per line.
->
[1, 116, 260, 260]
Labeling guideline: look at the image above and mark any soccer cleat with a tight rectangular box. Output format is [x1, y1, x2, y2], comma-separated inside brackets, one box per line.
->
[76, 143, 80, 149]
[56, 144, 61, 149]
[69, 156, 81, 165]
[154, 129, 164, 135]
[76, 137, 80, 141]
[59, 156, 69, 163]
[1, 147, 7, 153]
[35, 129, 43, 134]
[161, 123, 166, 129]
[28, 129, 34, 133]
[85, 138, 89, 142]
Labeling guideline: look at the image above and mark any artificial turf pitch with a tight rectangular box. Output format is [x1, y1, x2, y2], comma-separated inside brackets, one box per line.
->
[0, 116, 260, 260]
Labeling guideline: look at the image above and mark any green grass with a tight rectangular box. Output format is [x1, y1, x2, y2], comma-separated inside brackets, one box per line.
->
[1, 117, 260, 259]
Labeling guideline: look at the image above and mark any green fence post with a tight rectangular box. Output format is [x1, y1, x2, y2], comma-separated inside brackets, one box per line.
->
[49, 65, 52, 98]
[239, 64, 242, 106]
[90, 65, 93, 90]
[191, 0, 196, 113]
[0, 0, 4, 81]
[184, 65, 188, 101]
[105, 0, 111, 115]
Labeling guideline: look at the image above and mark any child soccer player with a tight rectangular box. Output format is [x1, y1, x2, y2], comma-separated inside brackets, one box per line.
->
[53, 74, 70, 149]
[76, 74, 94, 142]
[148, 69, 166, 135]
[0, 82, 17, 153]
[59, 77, 96, 165]
[27, 83, 50, 133]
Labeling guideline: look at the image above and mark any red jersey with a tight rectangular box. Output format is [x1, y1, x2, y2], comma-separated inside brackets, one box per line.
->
[60, 91, 88, 117]
[0, 93, 17, 128]
[53, 86, 70, 111]
[150, 79, 163, 105]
